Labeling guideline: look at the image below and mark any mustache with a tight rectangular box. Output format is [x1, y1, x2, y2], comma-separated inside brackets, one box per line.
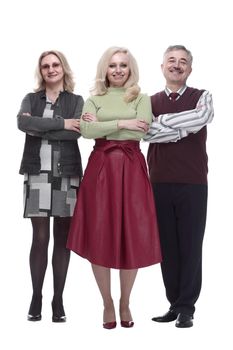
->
[172, 67, 183, 73]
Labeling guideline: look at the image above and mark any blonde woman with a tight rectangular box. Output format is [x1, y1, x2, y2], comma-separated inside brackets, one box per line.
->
[17, 50, 84, 322]
[67, 47, 162, 329]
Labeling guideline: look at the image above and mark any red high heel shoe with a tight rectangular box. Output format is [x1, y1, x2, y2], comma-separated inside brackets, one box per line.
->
[103, 321, 117, 329]
[120, 320, 134, 328]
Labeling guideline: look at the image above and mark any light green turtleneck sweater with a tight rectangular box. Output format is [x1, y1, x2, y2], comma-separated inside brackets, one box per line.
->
[80, 87, 152, 140]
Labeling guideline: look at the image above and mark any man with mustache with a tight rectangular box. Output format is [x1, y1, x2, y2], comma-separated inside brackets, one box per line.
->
[144, 45, 214, 328]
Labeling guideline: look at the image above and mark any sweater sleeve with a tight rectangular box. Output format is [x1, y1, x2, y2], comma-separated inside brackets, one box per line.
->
[135, 94, 152, 124]
[80, 98, 119, 139]
[17, 94, 64, 133]
[43, 95, 84, 140]
[107, 94, 153, 140]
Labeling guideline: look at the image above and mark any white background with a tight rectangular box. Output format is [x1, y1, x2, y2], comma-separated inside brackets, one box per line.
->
[0, 0, 232, 349]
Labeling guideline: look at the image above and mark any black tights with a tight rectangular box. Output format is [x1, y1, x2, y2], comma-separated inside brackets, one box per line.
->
[28, 217, 71, 316]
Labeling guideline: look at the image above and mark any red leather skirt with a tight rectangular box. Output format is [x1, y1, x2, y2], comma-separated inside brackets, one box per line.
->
[67, 139, 162, 269]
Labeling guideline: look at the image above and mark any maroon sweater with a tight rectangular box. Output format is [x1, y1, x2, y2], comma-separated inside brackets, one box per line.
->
[147, 87, 208, 184]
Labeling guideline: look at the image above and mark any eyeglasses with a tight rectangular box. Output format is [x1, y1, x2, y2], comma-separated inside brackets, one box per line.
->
[40, 62, 61, 70]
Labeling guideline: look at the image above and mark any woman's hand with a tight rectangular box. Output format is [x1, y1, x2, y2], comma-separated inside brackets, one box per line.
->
[81, 113, 97, 122]
[118, 119, 149, 132]
[64, 119, 80, 132]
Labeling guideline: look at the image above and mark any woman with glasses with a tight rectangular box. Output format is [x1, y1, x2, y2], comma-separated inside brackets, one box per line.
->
[17, 50, 83, 322]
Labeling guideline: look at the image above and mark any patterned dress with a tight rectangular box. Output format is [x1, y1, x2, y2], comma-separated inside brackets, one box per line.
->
[23, 99, 79, 218]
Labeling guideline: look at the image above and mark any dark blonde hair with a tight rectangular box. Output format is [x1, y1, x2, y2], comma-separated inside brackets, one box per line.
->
[34, 50, 75, 92]
[91, 46, 140, 102]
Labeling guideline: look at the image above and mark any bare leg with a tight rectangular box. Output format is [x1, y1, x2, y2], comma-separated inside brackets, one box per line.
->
[119, 269, 138, 322]
[91, 264, 116, 323]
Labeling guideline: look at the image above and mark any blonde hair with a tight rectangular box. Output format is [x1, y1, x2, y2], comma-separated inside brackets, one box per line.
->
[34, 50, 75, 92]
[91, 46, 140, 102]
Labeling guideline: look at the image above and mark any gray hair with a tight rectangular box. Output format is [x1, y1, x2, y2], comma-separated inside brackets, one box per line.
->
[164, 45, 193, 64]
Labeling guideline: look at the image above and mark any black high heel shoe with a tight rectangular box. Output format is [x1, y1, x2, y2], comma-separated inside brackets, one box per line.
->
[52, 315, 66, 323]
[27, 295, 42, 322]
[52, 300, 66, 323]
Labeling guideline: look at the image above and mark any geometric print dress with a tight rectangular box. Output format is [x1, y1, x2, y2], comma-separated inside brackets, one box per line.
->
[23, 99, 79, 218]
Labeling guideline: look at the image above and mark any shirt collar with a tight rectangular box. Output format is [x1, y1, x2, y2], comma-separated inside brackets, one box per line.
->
[165, 85, 187, 97]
